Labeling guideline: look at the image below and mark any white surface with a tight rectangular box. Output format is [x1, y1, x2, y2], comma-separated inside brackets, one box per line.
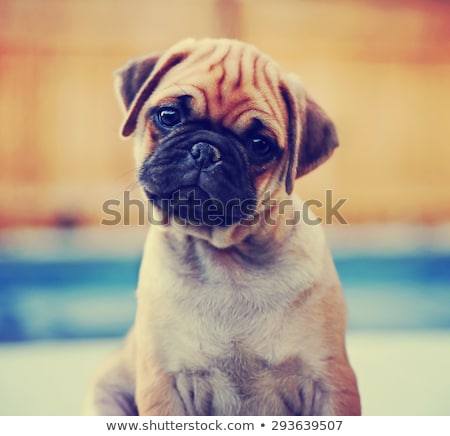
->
[0, 331, 449, 416]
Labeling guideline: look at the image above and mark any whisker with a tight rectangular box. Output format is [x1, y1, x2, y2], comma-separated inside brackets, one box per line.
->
[113, 167, 138, 183]
[124, 180, 141, 192]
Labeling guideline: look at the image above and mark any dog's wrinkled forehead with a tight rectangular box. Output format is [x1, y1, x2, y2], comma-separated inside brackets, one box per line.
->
[150, 40, 287, 134]
[119, 38, 291, 141]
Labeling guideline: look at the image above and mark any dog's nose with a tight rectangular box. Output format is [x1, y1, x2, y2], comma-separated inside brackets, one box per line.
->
[190, 142, 221, 170]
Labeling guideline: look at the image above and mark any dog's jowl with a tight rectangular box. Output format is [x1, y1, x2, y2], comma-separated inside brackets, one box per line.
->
[84, 38, 361, 416]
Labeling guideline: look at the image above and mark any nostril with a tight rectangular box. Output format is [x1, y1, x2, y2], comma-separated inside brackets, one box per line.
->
[190, 142, 221, 168]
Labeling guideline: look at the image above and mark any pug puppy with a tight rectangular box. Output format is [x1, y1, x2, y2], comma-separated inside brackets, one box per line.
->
[84, 38, 361, 416]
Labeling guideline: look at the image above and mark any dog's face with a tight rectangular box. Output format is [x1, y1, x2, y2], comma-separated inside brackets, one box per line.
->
[115, 38, 338, 247]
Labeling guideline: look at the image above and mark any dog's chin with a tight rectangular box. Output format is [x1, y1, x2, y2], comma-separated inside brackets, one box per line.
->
[144, 187, 259, 248]
[145, 186, 254, 228]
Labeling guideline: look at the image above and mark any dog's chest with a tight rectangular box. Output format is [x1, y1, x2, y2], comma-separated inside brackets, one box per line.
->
[139, 230, 321, 362]
[141, 240, 288, 357]
[155, 259, 286, 367]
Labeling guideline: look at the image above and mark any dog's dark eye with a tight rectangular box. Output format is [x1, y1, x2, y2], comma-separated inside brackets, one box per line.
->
[157, 107, 181, 128]
[250, 135, 274, 158]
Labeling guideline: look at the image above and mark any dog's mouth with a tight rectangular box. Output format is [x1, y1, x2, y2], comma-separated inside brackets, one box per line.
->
[145, 185, 256, 227]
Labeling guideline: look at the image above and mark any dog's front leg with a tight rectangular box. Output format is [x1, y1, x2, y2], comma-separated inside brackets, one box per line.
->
[136, 365, 241, 415]
[250, 356, 360, 416]
[248, 372, 333, 416]
[135, 361, 187, 416]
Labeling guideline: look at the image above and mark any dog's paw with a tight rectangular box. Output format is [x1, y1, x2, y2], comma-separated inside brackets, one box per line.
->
[174, 370, 213, 415]
[278, 377, 332, 416]
[248, 375, 332, 416]
[174, 369, 240, 415]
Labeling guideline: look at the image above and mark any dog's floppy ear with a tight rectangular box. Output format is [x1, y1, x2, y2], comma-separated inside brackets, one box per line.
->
[282, 75, 338, 194]
[115, 38, 196, 137]
[114, 53, 163, 113]
[297, 95, 339, 178]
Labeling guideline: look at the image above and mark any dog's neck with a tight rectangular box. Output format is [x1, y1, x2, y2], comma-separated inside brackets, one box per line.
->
[164, 229, 289, 268]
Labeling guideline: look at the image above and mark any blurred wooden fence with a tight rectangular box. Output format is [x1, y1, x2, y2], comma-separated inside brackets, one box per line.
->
[0, 0, 449, 227]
